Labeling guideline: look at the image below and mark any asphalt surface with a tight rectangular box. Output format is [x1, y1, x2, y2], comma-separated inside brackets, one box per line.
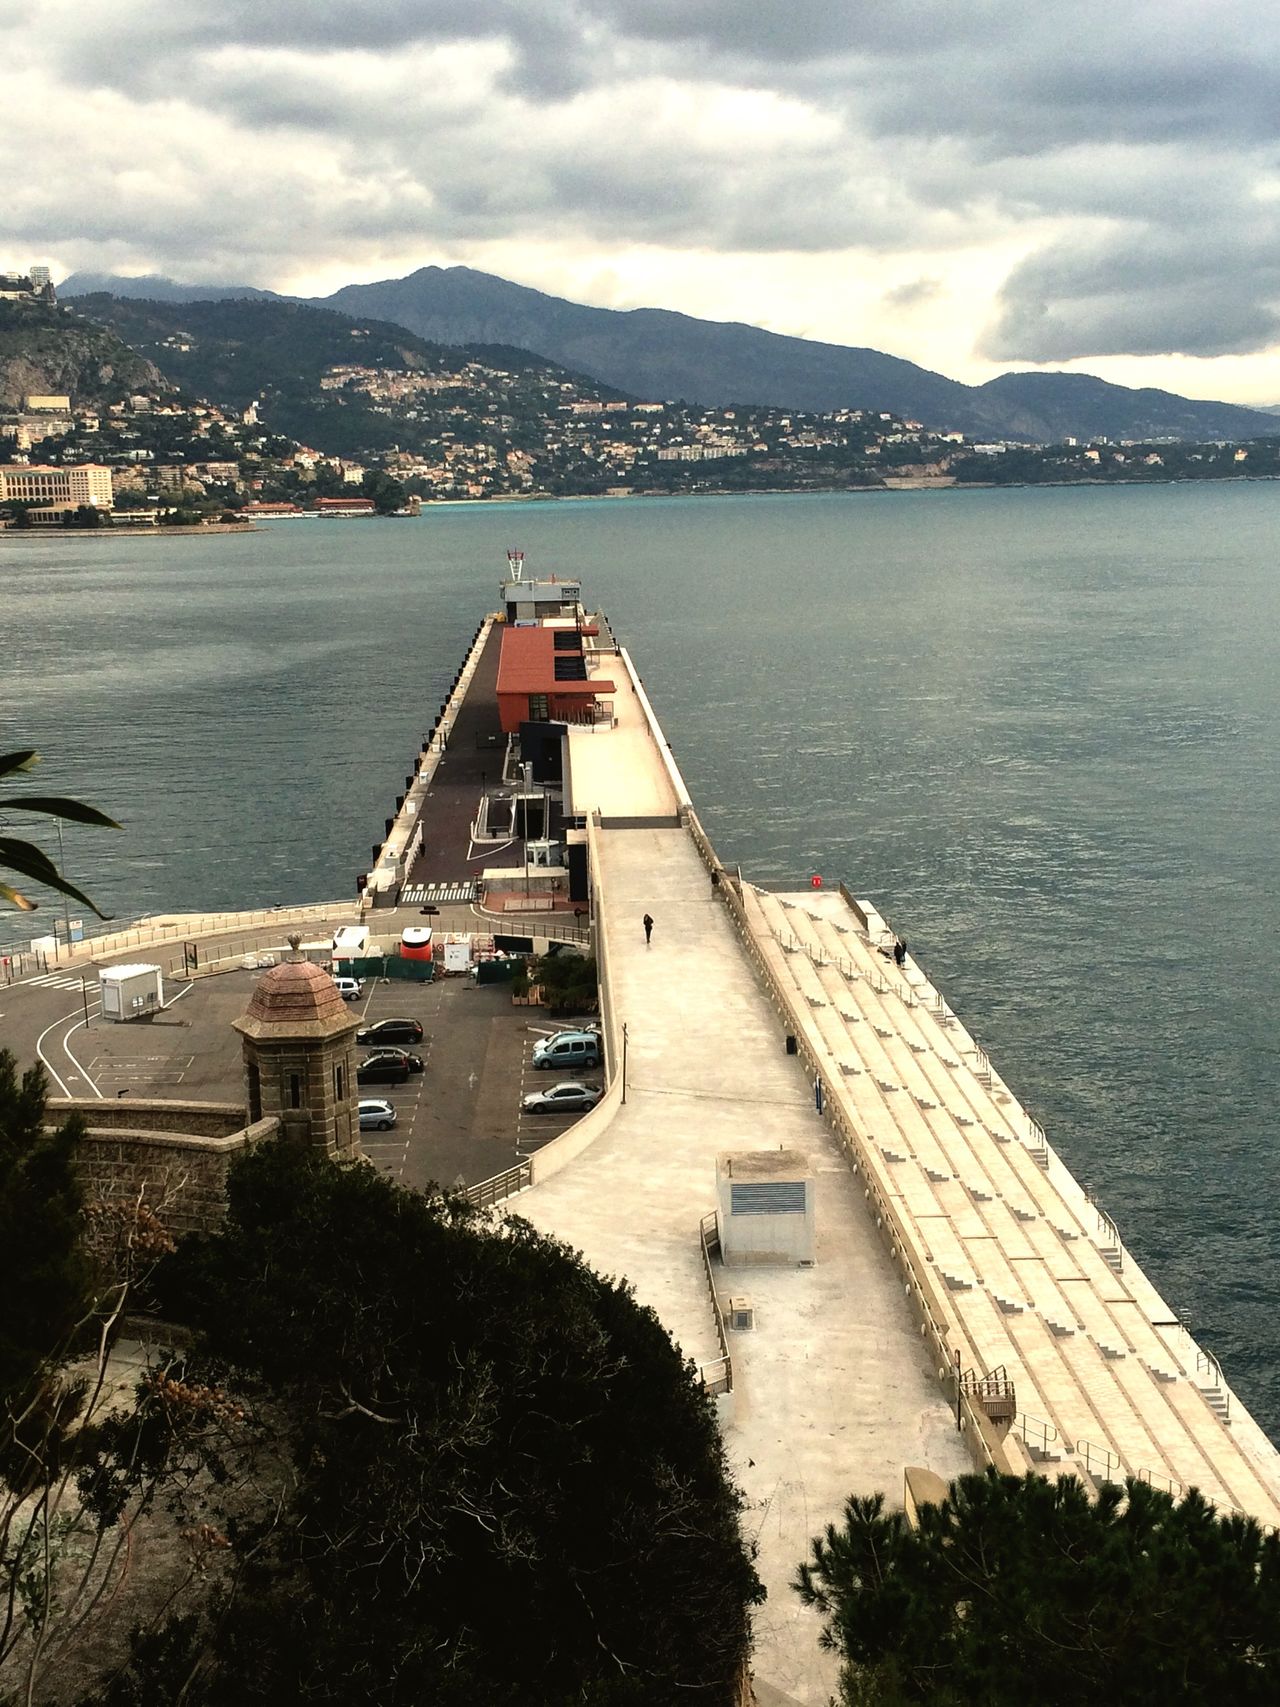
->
[1, 957, 599, 1191]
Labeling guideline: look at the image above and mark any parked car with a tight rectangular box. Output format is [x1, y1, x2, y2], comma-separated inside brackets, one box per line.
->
[356, 1050, 424, 1085]
[356, 1017, 424, 1045]
[531, 1029, 601, 1071]
[522, 1081, 603, 1114]
[358, 1099, 397, 1132]
[333, 975, 363, 1001]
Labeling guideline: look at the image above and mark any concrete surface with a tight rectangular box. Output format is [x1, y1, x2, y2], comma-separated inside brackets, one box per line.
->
[515, 827, 971, 1706]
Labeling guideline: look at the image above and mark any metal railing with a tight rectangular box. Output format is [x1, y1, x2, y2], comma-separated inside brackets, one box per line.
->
[698, 1211, 733, 1395]
[1075, 1437, 1122, 1484]
[463, 1160, 532, 1210]
[1137, 1467, 1184, 1498]
[1015, 1411, 1062, 1460]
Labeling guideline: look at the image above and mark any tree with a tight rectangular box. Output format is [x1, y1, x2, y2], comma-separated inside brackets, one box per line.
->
[0, 1054, 245, 1705]
[0, 1052, 89, 1415]
[0, 749, 119, 915]
[795, 1467, 1280, 1707]
[107, 1139, 762, 1705]
[359, 468, 406, 514]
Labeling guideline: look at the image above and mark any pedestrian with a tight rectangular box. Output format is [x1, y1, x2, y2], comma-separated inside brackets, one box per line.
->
[643, 912, 654, 945]
[710, 868, 721, 896]
[894, 937, 906, 967]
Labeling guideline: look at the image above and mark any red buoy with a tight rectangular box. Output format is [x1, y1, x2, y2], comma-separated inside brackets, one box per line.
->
[811, 874, 823, 889]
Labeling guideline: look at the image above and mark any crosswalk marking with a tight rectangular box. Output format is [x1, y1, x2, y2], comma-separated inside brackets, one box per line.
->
[22, 973, 90, 989]
[400, 880, 478, 905]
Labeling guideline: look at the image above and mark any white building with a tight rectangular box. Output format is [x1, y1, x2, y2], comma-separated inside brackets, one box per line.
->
[0, 464, 114, 508]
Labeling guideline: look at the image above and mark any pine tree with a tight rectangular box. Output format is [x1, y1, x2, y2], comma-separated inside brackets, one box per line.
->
[796, 1467, 1280, 1706]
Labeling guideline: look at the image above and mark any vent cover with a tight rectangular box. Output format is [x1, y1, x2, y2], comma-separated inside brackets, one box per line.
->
[730, 1181, 807, 1216]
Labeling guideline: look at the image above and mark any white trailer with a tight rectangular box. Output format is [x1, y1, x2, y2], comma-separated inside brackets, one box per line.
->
[331, 924, 370, 957]
[442, 936, 473, 973]
[99, 963, 164, 1022]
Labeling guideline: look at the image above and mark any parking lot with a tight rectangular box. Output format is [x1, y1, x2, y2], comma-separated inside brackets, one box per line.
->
[10, 957, 604, 1194]
[352, 977, 602, 1191]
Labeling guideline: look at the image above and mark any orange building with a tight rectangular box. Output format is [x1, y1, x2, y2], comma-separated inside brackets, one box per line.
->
[495, 625, 615, 734]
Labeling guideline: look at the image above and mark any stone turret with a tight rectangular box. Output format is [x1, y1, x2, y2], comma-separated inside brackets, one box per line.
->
[232, 942, 360, 1156]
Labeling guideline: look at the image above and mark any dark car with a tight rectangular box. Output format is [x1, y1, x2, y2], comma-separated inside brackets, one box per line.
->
[356, 1050, 424, 1085]
[356, 1017, 424, 1046]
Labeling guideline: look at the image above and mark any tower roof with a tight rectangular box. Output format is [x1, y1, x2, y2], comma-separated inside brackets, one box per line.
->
[233, 959, 357, 1042]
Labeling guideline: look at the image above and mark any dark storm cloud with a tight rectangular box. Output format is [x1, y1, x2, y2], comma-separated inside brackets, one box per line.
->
[9, 1, 1280, 363]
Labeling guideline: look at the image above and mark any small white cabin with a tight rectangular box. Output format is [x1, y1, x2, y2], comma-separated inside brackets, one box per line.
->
[99, 963, 164, 1023]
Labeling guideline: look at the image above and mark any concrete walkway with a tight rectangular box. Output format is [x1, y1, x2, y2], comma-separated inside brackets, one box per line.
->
[516, 826, 971, 1706]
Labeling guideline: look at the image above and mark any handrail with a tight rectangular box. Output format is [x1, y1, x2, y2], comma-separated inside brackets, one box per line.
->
[463, 1160, 532, 1209]
[1195, 1348, 1229, 1417]
[1014, 1411, 1061, 1459]
[699, 1211, 733, 1393]
[1075, 1437, 1121, 1484]
[1137, 1466, 1184, 1498]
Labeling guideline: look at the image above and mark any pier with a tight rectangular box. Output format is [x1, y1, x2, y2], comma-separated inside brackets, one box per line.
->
[402, 567, 1280, 1705]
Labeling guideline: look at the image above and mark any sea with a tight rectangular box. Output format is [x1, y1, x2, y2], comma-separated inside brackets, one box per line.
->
[3, 484, 1279, 1435]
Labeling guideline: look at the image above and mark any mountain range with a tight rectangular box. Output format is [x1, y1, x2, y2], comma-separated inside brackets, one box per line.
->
[60, 267, 1280, 445]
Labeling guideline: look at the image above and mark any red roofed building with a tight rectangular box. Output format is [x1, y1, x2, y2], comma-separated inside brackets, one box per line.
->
[496, 625, 615, 733]
[313, 496, 375, 514]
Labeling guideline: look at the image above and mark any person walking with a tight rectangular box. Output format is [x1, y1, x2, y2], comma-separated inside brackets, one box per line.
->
[643, 912, 654, 945]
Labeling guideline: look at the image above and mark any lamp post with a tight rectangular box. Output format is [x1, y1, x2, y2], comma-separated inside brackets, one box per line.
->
[621, 1022, 629, 1106]
[55, 819, 91, 1030]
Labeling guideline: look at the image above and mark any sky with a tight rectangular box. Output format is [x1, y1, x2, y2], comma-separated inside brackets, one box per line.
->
[4, 1, 1280, 403]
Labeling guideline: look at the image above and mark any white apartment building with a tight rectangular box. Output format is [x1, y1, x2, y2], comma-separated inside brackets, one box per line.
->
[0, 464, 115, 508]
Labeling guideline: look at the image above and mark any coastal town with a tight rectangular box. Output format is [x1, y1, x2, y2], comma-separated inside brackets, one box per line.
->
[5, 266, 1280, 528]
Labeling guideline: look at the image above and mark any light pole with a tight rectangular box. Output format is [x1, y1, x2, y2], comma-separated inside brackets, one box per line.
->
[621, 1022, 629, 1105]
[56, 819, 91, 1031]
[55, 818, 71, 953]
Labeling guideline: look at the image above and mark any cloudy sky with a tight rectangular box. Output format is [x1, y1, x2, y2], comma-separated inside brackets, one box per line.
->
[5, 1, 1280, 402]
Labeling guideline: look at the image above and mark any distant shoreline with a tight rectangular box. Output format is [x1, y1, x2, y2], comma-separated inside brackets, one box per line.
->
[0, 520, 260, 540]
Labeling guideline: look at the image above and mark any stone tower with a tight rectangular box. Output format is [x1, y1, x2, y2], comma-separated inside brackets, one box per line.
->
[232, 951, 360, 1157]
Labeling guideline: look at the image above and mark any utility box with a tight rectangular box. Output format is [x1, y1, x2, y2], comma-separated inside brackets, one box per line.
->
[716, 1149, 815, 1267]
[99, 963, 164, 1023]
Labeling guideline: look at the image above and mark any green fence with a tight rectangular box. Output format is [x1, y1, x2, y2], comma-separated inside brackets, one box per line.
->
[335, 956, 434, 983]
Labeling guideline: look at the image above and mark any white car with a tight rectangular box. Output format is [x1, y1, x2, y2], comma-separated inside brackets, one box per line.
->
[358, 1098, 397, 1132]
[522, 1081, 602, 1115]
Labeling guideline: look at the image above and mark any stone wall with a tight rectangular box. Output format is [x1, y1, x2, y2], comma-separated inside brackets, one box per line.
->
[49, 1098, 248, 1138]
[56, 1109, 280, 1239]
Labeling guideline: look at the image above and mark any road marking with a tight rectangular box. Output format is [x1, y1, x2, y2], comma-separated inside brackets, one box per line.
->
[62, 1008, 104, 1097]
[36, 1002, 95, 1098]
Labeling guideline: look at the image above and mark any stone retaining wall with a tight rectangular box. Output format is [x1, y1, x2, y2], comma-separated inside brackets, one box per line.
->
[51, 1103, 280, 1238]
[49, 1098, 247, 1138]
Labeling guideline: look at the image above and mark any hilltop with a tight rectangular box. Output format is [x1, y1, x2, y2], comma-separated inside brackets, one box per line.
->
[0, 299, 166, 411]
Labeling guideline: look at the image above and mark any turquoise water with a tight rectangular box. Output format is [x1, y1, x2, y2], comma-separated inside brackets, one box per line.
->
[3, 486, 1279, 1431]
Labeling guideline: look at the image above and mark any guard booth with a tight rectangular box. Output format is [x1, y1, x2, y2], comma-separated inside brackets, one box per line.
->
[99, 963, 164, 1022]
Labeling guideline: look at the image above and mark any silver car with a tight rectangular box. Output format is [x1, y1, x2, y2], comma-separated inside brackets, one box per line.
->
[358, 1098, 397, 1132]
[521, 1081, 602, 1115]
